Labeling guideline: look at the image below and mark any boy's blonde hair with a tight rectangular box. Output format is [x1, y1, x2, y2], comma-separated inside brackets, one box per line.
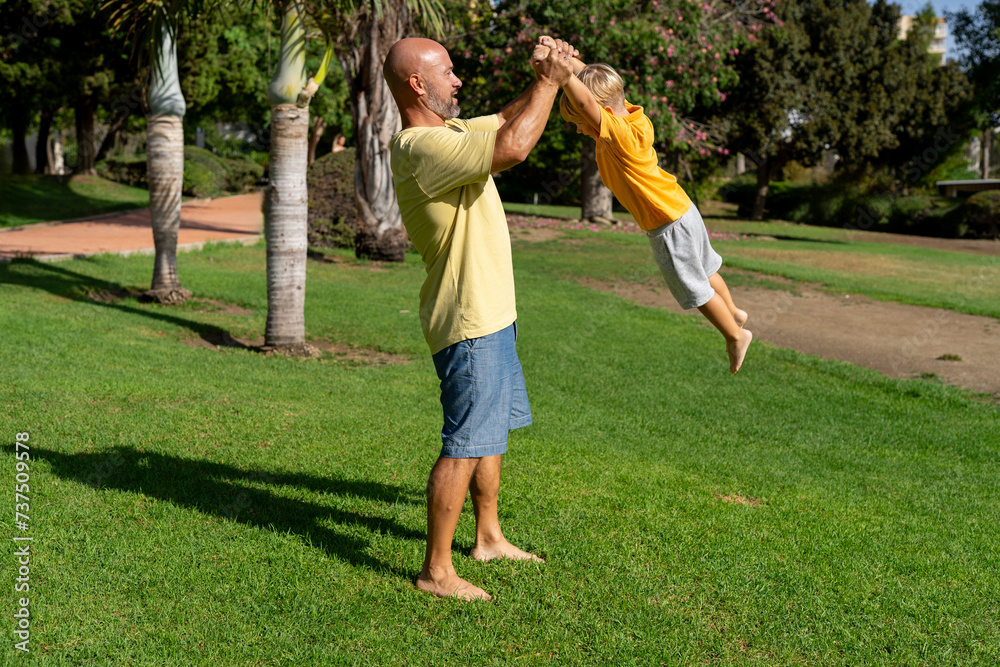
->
[577, 64, 626, 108]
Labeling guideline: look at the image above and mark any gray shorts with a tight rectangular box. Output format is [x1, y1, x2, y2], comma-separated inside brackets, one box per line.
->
[647, 206, 723, 309]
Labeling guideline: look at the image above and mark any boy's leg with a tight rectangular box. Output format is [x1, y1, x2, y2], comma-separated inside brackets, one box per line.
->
[698, 293, 753, 374]
[418, 456, 492, 601]
[469, 454, 544, 563]
[708, 272, 747, 327]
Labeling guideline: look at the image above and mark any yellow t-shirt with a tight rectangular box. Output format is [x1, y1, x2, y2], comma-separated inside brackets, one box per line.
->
[562, 101, 691, 231]
[390, 115, 516, 354]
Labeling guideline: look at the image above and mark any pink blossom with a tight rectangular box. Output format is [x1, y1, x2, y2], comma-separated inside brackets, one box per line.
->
[610, 18, 616, 26]
[714, 52, 721, 59]
[650, 57, 659, 66]
[719, 92, 727, 101]
[666, 80, 674, 88]
[590, 15, 596, 23]
[667, 45, 676, 57]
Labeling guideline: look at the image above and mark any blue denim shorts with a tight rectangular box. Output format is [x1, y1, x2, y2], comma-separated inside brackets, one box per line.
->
[431, 322, 532, 458]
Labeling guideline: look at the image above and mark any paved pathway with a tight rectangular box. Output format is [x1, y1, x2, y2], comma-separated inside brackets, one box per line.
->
[0, 192, 263, 262]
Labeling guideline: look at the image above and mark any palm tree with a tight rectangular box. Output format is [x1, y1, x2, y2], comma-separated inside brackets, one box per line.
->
[262, 0, 332, 351]
[259, 0, 441, 352]
[319, 0, 443, 261]
[105, 0, 206, 305]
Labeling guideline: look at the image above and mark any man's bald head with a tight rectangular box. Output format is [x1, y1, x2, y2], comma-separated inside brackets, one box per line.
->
[384, 38, 462, 126]
[384, 38, 445, 95]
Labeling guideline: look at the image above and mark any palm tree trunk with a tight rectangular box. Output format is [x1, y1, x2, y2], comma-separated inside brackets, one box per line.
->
[581, 138, 613, 223]
[264, 104, 311, 350]
[340, 1, 409, 261]
[144, 115, 191, 304]
[144, 28, 190, 305]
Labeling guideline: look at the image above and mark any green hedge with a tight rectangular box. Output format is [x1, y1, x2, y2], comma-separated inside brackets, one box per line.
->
[718, 180, 968, 238]
[96, 147, 264, 198]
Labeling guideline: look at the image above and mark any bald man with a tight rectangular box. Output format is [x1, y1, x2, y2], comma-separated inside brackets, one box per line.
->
[384, 37, 575, 601]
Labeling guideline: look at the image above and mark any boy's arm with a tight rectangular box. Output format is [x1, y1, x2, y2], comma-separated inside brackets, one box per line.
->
[536, 37, 599, 131]
[561, 73, 603, 133]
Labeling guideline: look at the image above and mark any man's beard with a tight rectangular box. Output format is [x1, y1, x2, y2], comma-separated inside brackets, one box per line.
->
[427, 81, 460, 120]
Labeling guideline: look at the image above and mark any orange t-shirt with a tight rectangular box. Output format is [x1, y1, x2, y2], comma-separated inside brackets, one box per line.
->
[563, 101, 692, 231]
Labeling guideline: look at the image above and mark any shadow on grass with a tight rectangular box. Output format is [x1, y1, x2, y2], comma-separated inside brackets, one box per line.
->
[0, 258, 251, 349]
[32, 446, 425, 579]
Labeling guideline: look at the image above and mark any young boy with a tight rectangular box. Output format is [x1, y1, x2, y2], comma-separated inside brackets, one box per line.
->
[536, 38, 752, 373]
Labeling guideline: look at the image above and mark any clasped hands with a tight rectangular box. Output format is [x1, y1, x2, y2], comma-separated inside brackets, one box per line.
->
[530, 35, 578, 87]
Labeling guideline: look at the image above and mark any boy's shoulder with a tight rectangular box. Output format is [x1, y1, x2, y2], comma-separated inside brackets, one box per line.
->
[600, 103, 653, 148]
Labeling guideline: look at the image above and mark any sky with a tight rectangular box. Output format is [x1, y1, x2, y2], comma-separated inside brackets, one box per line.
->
[895, 0, 982, 61]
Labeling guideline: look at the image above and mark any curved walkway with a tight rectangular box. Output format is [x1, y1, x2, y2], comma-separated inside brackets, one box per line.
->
[0, 192, 263, 262]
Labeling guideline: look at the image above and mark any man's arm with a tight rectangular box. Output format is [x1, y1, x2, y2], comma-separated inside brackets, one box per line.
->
[495, 88, 533, 129]
[490, 45, 573, 173]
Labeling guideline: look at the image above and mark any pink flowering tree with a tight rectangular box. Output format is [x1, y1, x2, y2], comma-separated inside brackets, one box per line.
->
[448, 0, 779, 216]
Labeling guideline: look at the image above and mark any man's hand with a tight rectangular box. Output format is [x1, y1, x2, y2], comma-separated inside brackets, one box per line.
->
[538, 35, 578, 60]
[530, 38, 574, 87]
[533, 36, 586, 76]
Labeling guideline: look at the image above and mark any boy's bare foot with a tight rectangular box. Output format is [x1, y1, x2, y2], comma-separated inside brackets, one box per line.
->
[416, 569, 492, 601]
[728, 329, 753, 374]
[471, 538, 545, 563]
[734, 308, 748, 328]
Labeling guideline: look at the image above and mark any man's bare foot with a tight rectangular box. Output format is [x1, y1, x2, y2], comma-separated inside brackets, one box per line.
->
[734, 308, 748, 328]
[471, 539, 545, 563]
[728, 329, 753, 373]
[416, 569, 491, 601]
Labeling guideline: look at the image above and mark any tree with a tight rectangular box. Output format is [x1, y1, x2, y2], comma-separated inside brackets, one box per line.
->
[949, 0, 1000, 178]
[449, 0, 777, 218]
[260, 0, 331, 351]
[1, 1, 135, 175]
[724, 0, 968, 219]
[316, 0, 444, 261]
[105, 0, 218, 305]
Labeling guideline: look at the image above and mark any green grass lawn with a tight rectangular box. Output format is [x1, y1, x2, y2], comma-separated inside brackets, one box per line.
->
[0, 174, 150, 227]
[1, 241, 998, 665]
[510, 224, 1000, 319]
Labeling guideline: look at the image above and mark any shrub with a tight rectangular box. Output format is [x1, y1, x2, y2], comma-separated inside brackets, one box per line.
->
[96, 155, 147, 188]
[717, 177, 972, 237]
[307, 148, 357, 249]
[965, 190, 1000, 238]
[98, 147, 263, 199]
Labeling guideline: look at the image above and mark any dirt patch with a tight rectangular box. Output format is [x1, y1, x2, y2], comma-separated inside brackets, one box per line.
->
[716, 494, 764, 507]
[307, 250, 388, 271]
[182, 333, 409, 365]
[310, 340, 410, 365]
[577, 276, 1000, 398]
[509, 226, 568, 243]
[189, 298, 255, 317]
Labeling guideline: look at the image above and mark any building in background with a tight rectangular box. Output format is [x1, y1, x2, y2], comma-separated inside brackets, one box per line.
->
[898, 15, 947, 63]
